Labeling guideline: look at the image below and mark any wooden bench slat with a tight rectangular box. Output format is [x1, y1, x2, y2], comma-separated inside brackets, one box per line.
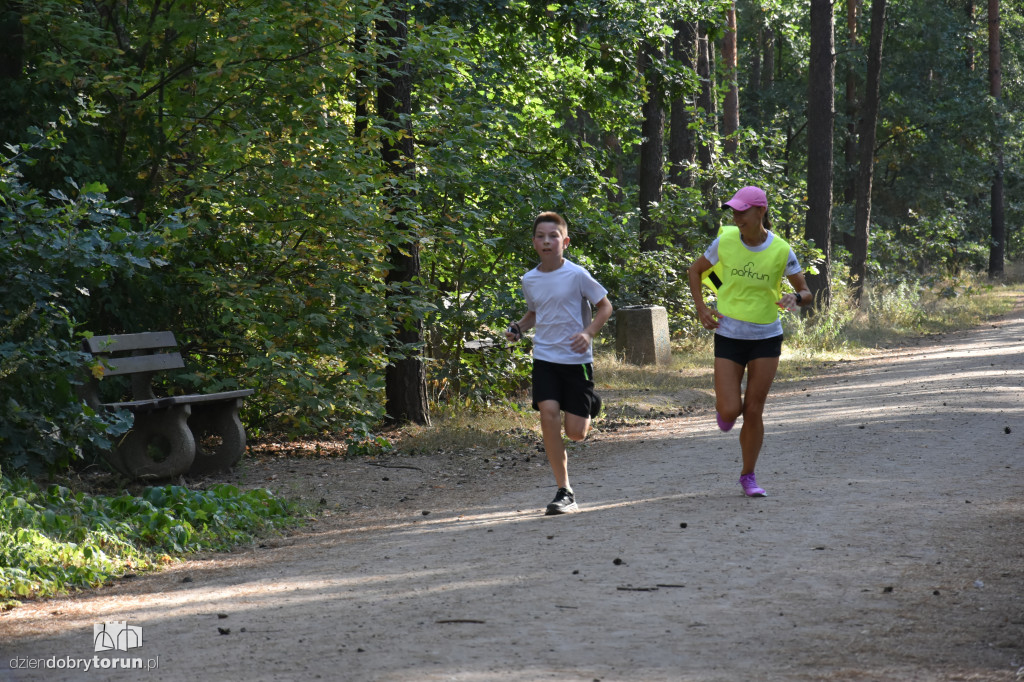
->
[103, 389, 255, 413]
[99, 352, 185, 376]
[84, 331, 177, 354]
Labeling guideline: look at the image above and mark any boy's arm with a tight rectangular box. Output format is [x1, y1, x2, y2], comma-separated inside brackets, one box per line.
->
[587, 296, 613, 336]
[569, 296, 612, 354]
[506, 310, 536, 342]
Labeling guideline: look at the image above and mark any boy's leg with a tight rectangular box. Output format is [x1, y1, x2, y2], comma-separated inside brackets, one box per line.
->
[563, 362, 598, 442]
[563, 412, 591, 442]
[538, 399, 570, 489]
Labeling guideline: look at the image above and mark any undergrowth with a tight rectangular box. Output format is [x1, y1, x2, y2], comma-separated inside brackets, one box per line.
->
[786, 273, 1019, 353]
[0, 476, 301, 604]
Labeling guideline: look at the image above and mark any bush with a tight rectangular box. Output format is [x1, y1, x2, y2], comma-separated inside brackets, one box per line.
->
[0, 474, 299, 600]
[0, 104, 180, 475]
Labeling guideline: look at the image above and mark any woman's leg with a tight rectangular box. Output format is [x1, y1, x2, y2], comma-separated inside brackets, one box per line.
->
[738, 355, 781, 474]
[714, 357, 745, 423]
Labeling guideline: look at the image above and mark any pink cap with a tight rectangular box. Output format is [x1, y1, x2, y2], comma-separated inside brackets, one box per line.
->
[723, 186, 768, 212]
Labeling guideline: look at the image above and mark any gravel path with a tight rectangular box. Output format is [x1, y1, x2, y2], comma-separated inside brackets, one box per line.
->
[3, 307, 1023, 681]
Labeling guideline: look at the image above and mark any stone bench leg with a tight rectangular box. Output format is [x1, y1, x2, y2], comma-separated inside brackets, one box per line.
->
[186, 398, 247, 476]
[113, 405, 196, 480]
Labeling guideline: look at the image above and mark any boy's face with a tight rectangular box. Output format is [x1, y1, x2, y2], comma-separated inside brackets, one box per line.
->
[533, 221, 569, 261]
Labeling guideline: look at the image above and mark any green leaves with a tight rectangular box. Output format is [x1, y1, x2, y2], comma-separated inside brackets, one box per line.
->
[0, 108, 174, 475]
[0, 475, 300, 601]
[0, 0, 1020, 466]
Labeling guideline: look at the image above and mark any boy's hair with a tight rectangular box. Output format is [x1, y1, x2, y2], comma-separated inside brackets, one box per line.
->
[533, 211, 568, 236]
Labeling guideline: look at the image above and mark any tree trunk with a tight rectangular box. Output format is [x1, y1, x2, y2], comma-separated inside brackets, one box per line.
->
[669, 20, 696, 188]
[639, 39, 666, 252]
[841, 0, 859, 256]
[762, 26, 775, 90]
[758, 23, 776, 139]
[851, 0, 888, 304]
[604, 132, 625, 205]
[353, 24, 370, 139]
[745, 10, 767, 164]
[722, 3, 740, 157]
[805, 0, 836, 309]
[696, 22, 718, 234]
[0, 2, 22, 80]
[378, 5, 430, 426]
[0, 1, 25, 135]
[748, 26, 762, 116]
[966, 1, 976, 71]
[987, 0, 1004, 278]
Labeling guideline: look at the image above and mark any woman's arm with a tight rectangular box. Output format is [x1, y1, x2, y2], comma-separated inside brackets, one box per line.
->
[688, 255, 721, 330]
[778, 272, 812, 309]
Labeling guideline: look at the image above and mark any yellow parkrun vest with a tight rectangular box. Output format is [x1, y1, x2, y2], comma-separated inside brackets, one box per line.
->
[714, 225, 790, 324]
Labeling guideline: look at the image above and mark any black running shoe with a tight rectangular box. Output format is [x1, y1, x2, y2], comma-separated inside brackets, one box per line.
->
[589, 392, 602, 419]
[545, 487, 578, 515]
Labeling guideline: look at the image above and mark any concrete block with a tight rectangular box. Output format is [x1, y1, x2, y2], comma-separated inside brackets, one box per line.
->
[615, 305, 671, 366]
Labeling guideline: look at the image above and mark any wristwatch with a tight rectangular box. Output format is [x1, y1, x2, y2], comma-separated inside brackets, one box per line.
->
[794, 292, 803, 305]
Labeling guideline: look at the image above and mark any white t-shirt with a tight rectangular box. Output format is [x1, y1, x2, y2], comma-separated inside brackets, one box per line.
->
[703, 231, 802, 340]
[522, 259, 608, 364]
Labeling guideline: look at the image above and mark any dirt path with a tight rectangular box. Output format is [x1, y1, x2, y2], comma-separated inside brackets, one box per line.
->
[3, 308, 1024, 681]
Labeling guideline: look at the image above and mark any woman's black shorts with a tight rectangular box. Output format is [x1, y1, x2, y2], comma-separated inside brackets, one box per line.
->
[532, 358, 599, 419]
[714, 333, 783, 367]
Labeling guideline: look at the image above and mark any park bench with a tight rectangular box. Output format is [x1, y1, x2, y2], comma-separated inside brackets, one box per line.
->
[81, 331, 254, 480]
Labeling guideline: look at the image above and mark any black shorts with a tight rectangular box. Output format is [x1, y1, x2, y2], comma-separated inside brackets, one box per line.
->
[714, 334, 783, 367]
[532, 359, 599, 419]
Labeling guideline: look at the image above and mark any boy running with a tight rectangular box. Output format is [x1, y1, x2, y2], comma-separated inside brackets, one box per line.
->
[506, 212, 613, 514]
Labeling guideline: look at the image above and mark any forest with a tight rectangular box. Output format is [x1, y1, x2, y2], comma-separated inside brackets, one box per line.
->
[0, 0, 1021, 476]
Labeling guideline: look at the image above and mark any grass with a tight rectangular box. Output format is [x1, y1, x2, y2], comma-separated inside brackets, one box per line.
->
[0, 475, 304, 604]
[389, 401, 540, 456]
[788, 273, 1020, 353]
